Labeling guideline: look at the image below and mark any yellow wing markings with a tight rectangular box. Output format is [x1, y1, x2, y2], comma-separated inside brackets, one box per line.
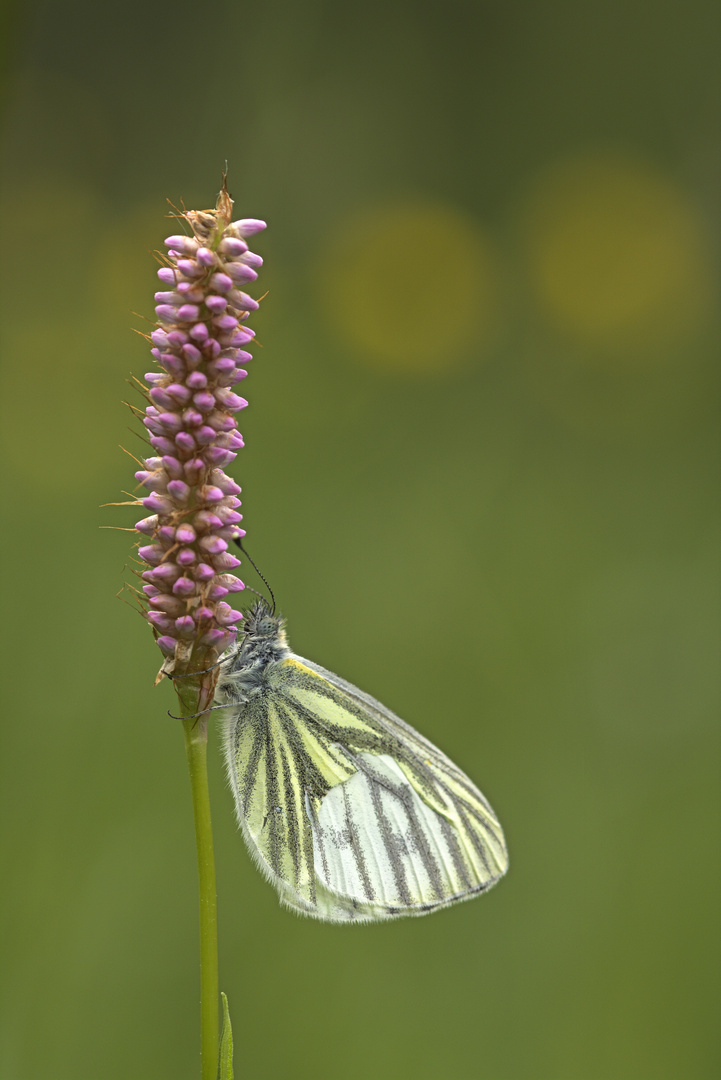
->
[278, 656, 383, 738]
[281, 656, 326, 678]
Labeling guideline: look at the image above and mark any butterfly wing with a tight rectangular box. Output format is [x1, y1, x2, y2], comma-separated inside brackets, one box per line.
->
[222, 653, 508, 922]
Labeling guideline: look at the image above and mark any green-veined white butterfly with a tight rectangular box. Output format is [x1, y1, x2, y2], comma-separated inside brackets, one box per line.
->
[214, 600, 508, 922]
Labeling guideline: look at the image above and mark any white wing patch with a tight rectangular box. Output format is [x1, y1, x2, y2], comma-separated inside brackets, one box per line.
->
[295, 752, 505, 922]
[314, 753, 460, 904]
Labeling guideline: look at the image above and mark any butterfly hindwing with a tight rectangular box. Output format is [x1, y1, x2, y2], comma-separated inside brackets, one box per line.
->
[222, 650, 508, 922]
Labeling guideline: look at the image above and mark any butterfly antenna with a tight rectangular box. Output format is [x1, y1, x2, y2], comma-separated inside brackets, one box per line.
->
[243, 584, 268, 605]
[234, 537, 276, 614]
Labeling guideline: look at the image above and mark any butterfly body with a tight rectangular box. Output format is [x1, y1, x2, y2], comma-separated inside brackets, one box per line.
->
[215, 602, 508, 922]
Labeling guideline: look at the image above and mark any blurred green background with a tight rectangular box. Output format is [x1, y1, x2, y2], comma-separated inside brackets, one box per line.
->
[0, 1, 718, 1078]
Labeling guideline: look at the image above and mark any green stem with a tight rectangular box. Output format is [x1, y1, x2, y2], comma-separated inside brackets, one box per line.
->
[182, 712, 219, 1080]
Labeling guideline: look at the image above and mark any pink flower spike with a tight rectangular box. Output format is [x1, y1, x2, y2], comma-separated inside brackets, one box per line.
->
[128, 186, 264, 667]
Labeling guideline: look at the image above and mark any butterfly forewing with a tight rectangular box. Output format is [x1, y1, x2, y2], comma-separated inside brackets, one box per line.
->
[221, 632, 508, 922]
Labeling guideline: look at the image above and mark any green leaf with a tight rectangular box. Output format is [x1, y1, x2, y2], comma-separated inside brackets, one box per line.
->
[217, 991, 234, 1080]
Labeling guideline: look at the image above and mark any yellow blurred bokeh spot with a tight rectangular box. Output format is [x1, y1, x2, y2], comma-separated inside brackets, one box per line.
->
[520, 151, 714, 352]
[316, 201, 500, 374]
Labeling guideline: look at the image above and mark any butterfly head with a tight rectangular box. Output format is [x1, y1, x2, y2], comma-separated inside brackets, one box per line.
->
[242, 600, 287, 648]
[219, 600, 290, 688]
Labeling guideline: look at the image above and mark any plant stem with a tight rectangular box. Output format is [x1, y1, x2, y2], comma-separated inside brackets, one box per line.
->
[183, 712, 219, 1080]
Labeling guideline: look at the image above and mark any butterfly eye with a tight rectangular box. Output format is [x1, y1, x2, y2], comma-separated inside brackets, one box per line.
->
[257, 617, 276, 635]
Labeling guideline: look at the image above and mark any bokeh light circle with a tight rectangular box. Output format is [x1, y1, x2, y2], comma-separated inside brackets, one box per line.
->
[316, 200, 500, 374]
[519, 151, 713, 351]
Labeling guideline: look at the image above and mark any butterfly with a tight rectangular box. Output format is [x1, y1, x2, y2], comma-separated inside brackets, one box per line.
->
[214, 600, 508, 922]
